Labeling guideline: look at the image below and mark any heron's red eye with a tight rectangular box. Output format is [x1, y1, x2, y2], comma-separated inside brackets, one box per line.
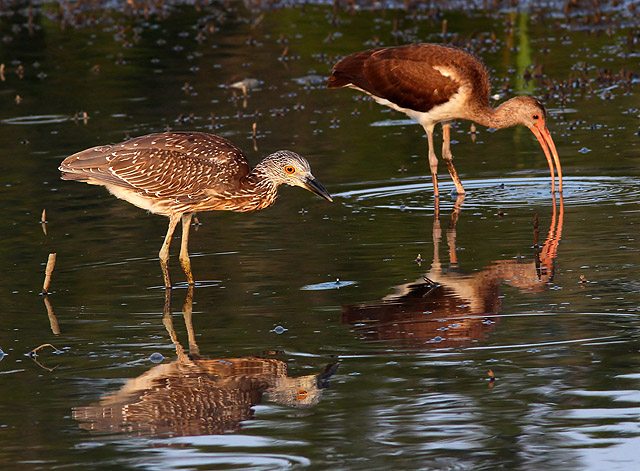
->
[285, 166, 295, 174]
[533, 114, 539, 120]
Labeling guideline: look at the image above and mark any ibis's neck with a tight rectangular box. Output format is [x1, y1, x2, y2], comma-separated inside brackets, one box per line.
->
[471, 98, 523, 130]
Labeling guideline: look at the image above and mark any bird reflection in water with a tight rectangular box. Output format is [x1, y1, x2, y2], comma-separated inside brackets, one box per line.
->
[73, 287, 339, 437]
[342, 195, 564, 348]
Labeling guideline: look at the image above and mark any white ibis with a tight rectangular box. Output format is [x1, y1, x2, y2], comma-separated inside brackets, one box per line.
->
[328, 43, 562, 197]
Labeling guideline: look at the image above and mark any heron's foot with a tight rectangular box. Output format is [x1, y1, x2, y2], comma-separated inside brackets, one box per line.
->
[180, 257, 195, 286]
[160, 261, 172, 289]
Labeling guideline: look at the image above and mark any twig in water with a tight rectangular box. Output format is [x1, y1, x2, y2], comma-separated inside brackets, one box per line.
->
[42, 253, 56, 295]
[28, 343, 60, 357]
[40, 209, 47, 235]
[252, 122, 258, 151]
[26, 344, 61, 372]
[43, 295, 60, 335]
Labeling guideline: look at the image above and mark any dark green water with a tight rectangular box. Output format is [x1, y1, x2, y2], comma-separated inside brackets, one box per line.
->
[1, 2, 639, 470]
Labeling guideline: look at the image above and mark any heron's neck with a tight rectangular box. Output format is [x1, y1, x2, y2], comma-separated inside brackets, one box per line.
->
[472, 98, 522, 129]
[241, 165, 280, 210]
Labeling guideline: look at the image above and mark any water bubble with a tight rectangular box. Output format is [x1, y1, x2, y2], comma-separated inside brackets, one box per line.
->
[149, 352, 164, 363]
[272, 325, 288, 335]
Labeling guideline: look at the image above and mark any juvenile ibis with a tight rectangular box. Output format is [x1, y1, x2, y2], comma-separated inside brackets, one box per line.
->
[328, 43, 562, 197]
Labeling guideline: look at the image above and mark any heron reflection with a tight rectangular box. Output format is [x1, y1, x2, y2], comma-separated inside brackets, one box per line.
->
[342, 195, 563, 348]
[73, 287, 339, 436]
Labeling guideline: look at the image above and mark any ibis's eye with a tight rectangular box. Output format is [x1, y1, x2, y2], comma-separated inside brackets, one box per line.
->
[285, 166, 295, 174]
[533, 114, 539, 120]
[297, 390, 308, 400]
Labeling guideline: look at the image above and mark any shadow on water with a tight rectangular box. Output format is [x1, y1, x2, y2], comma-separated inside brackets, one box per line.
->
[72, 287, 339, 437]
[342, 195, 564, 349]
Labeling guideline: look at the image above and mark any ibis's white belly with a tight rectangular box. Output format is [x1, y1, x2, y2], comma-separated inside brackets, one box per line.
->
[350, 81, 471, 132]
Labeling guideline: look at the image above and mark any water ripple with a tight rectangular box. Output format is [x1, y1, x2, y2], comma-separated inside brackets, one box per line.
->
[2, 114, 70, 125]
[334, 176, 640, 210]
[142, 446, 311, 471]
[301, 280, 357, 291]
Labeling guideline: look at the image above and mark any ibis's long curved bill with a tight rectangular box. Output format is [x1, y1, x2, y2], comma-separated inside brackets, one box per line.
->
[304, 176, 333, 202]
[530, 123, 563, 193]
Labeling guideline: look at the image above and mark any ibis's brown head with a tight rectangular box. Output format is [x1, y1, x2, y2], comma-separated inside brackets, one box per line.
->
[504, 96, 563, 193]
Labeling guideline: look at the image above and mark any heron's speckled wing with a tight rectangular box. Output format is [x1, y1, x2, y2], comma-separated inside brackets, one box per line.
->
[59, 132, 252, 203]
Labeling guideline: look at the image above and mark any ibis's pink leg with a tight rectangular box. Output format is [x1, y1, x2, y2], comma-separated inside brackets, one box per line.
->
[179, 213, 195, 285]
[426, 128, 440, 198]
[159, 214, 182, 288]
[442, 123, 465, 195]
[446, 194, 464, 271]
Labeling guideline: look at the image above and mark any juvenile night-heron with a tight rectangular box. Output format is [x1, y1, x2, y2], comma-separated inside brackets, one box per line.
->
[59, 131, 332, 288]
[328, 43, 562, 197]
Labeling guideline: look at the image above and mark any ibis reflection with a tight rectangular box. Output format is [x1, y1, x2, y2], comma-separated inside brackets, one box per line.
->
[342, 195, 563, 348]
[73, 287, 338, 437]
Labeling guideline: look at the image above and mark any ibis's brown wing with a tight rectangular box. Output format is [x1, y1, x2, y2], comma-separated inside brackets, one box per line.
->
[59, 132, 251, 203]
[329, 44, 469, 113]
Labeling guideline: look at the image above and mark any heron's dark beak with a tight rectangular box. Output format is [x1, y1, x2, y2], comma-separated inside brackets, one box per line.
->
[304, 176, 333, 202]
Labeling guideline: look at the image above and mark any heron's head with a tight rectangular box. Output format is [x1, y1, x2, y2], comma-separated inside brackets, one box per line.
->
[261, 150, 333, 202]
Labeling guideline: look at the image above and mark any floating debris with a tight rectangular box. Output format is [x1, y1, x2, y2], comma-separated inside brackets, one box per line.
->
[228, 78, 260, 95]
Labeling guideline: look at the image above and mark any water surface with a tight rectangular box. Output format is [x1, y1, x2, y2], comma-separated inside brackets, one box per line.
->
[1, 2, 639, 470]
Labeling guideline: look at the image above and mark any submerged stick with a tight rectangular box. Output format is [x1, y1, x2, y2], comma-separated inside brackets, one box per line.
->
[42, 253, 56, 295]
[43, 295, 60, 335]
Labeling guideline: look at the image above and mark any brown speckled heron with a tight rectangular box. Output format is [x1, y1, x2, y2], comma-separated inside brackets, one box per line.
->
[59, 131, 332, 288]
